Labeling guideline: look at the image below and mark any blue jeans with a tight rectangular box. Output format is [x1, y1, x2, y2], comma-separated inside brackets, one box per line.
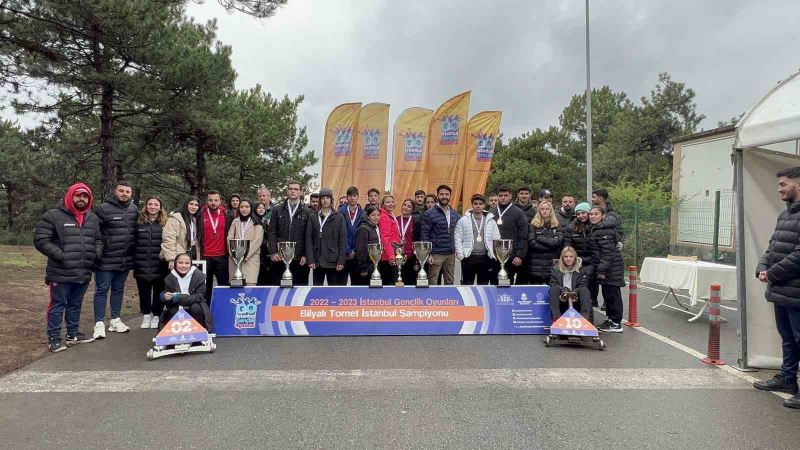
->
[47, 281, 89, 339]
[774, 303, 800, 381]
[93, 270, 129, 322]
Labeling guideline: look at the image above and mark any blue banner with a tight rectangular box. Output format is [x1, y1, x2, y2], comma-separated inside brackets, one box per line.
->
[210, 286, 551, 336]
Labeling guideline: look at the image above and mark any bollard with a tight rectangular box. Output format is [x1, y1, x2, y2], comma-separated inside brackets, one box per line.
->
[701, 284, 726, 366]
[625, 265, 640, 327]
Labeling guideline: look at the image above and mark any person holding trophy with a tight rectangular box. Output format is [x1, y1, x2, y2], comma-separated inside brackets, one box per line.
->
[226, 198, 263, 286]
[378, 195, 401, 285]
[305, 188, 348, 286]
[354, 205, 381, 286]
[268, 180, 311, 286]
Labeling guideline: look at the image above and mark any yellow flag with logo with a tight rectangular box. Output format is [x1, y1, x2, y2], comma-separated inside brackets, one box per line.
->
[462, 111, 502, 201]
[352, 103, 390, 204]
[321, 103, 361, 199]
[391, 107, 434, 204]
[426, 91, 471, 207]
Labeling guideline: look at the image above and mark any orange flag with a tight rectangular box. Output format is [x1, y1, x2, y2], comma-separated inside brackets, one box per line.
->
[352, 103, 390, 204]
[390, 107, 434, 204]
[462, 111, 502, 201]
[426, 91, 471, 207]
[321, 103, 361, 199]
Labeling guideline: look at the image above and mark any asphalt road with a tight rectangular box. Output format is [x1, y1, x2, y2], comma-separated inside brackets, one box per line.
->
[0, 287, 797, 449]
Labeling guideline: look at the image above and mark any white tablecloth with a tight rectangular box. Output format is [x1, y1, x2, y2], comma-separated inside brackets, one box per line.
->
[639, 257, 737, 305]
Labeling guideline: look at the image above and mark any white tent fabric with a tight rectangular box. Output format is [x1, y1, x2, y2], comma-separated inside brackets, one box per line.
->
[735, 71, 800, 149]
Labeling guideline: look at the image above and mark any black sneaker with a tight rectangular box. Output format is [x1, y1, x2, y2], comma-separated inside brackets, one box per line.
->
[598, 320, 623, 333]
[784, 394, 800, 409]
[65, 332, 95, 347]
[48, 338, 66, 353]
[753, 375, 799, 395]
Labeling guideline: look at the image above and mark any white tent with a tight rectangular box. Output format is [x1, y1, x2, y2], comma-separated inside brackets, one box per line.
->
[734, 70, 800, 369]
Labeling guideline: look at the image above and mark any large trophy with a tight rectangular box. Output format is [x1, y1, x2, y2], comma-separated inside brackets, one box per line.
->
[493, 239, 514, 287]
[277, 241, 296, 288]
[228, 239, 250, 288]
[412, 241, 432, 288]
[367, 243, 383, 288]
[392, 243, 406, 287]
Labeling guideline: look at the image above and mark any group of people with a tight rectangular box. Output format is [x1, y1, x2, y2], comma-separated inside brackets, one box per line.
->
[35, 178, 626, 353]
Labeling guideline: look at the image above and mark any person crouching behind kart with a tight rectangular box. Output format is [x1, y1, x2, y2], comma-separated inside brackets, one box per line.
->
[548, 246, 592, 321]
[159, 253, 213, 332]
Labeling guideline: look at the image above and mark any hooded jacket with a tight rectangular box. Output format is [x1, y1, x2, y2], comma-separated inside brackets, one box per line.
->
[590, 215, 625, 287]
[527, 221, 564, 280]
[563, 220, 594, 276]
[756, 201, 800, 306]
[378, 207, 402, 261]
[34, 182, 103, 283]
[95, 194, 139, 271]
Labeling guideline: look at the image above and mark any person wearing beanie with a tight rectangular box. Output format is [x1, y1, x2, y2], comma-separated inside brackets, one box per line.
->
[35, 182, 102, 352]
[564, 201, 598, 317]
[306, 187, 348, 286]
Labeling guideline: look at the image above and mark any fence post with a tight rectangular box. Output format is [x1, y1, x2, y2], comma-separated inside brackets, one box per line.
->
[701, 284, 725, 366]
[625, 266, 640, 327]
[711, 190, 721, 261]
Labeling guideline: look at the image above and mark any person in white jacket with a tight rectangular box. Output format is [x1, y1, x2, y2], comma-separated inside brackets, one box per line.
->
[455, 194, 501, 285]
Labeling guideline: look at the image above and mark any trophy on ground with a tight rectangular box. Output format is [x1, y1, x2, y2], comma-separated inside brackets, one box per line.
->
[392, 242, 406, 287]
[277, 241, 296, 288]
[412, 241, 432, 288]
[493, 239, 513, 287]
[368, 243, 383, 288]
[228, 239, 250, 288]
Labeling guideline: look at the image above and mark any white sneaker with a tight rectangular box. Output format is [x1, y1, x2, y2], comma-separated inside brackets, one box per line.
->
[140, 314, 152, 329]
[149, 315, 159, 329]
[108, 318, 130, 333]
[93, 321, 106, 339]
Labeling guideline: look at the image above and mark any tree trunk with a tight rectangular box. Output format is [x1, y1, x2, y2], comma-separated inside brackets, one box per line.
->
[4, 183, 14, 230]
[99, 80, 116, 197]
[195, 138, 207, 198]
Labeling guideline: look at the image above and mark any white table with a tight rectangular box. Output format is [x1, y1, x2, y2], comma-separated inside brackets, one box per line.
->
[639, 257, 737, 322]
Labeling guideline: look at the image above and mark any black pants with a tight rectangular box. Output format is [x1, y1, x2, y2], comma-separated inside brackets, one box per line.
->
[257, 258, 273, 286]
[378, 261, 398, 286]
[401, 256, 418, 286]
[528, 275, 549, 285]
[589, 277, 600, 307]
[549, 286, 592, 319]
[205, 256, 229, 305]
[136, 277, 165, 316]
[461, 254, 492, 285]
[774, 303, 800, 381]
[313, 267, 346, 286]
[601, 284, 623, 324]
[272, 259, 311, 286]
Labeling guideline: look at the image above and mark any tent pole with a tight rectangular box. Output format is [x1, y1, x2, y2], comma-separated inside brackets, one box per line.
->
[731, 147, 754, 371]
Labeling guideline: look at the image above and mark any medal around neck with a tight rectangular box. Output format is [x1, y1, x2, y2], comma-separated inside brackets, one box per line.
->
[278, 241, 296, 288]
[412, 241, 432, 288]
[228, 239, 250, 287]
[368, 243, 384, 288]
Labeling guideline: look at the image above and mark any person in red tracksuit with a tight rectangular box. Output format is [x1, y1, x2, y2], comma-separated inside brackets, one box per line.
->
[200, 190, 229, 304]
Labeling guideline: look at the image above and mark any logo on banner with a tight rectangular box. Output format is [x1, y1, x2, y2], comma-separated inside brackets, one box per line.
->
[440, 114, 462, 145]
[333, 127, 353, 157]
[401, 131, 425, 161]
[496, 293, 514, 305]
[518, 293, 531, 306]
[230, 293, 261, 329]
[474, 132, 496, 161]
[361, 128, 381, 159]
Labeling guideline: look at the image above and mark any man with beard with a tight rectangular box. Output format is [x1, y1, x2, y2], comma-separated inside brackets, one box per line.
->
[514, 185, 536, 221]
[420, 184, 460, 285]
[309, 193, 320, 213]
[489, 185, 529, 285]
[556, 194, 576, 227]
[35, 182, 102, 352]
[200, 190, 229, 301]
[268, 180, 311, 285]
[92, 180, 138, 338]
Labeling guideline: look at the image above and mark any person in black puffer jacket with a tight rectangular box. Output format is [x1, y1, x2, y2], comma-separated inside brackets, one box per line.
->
[589, 205, 624, 333]
[353, 205, 381, 286]
[564, 202, 597, 304]
[159, 253, 213, 332]
[753, 167, 800, 406]
[35, 182, 102, 352]
[526, 201, 563, 284]
[92, 180, 139, 337]
[134, 196, 169, 330]
[267, 181, 311, 286]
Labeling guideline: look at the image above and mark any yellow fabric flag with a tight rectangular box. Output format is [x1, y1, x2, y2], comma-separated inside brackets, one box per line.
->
[391, 107, 434, 204]
[352, 103, 390, 204]
[426, 91, 471, 207]
[462, 111, 502, 201]
[321, 103, 361, 199]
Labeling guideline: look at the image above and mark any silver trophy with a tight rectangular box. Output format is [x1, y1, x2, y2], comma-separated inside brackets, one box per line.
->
[413, 241, 432, 288]
[393, 243, 407, 287]
[493, 239, 514, 287]
[368, 243, 383, 288]
[228, 239, 250, 288]
[278, 241, 296, 288]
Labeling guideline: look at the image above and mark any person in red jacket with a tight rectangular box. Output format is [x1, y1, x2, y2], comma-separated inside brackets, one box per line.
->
[378, 195, 401, 285]
[200, 190, 228, 303]
[397, 199, 417, 285]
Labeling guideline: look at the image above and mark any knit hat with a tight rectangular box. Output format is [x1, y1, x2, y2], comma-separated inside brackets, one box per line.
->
[574, 202, 591, 213]
[319, 188, 334, 199]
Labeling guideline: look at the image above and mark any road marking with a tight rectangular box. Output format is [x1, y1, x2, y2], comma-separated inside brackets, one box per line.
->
[0, 368, 752, 393]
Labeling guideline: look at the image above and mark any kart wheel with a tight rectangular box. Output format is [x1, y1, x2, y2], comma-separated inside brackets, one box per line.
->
[543, 336, 551, 347]
[210, 343, 216, 352]
[598, 340, 606, 351]
[147, 349, 154, 361]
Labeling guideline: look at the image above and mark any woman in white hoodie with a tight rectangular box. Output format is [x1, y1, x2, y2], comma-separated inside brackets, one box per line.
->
[454, 194, 501, 285]
[159, 253, 213, 331]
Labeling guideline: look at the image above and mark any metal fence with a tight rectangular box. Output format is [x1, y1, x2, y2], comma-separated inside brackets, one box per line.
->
[676, 190, 734, 248]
